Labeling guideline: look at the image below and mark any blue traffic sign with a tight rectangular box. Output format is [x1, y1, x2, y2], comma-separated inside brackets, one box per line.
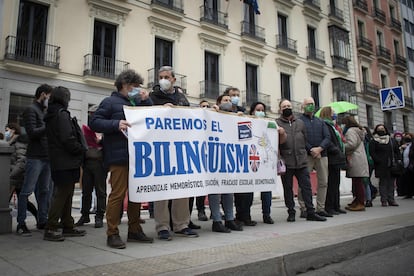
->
[379, 86, 405, 111]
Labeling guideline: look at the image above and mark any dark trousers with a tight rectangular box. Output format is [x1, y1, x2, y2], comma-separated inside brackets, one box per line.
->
[325, 165, 341, 212]
[379, 175, 396, 203]
[261, 191, 272, 216]
[189, 196, 206, 214]
[81, 159, 107, 219]
[234, 193, 253, 221]
[352, 177, 365, 205]
[281, 167, 315, 215]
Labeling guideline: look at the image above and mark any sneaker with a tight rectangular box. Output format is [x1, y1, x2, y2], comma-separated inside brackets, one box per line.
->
[198, 212, 208, 221]
[263, 215, 274, 224]
[365, 200, 373, 207]
[44, 230, 65, 242]
[75, 216, 90, 226]
[287, 213, 295, 222]
[62, 228, 86, 237]
[107, 234, 126, 249]
[316, 210, 333, 217]
[188, 221, 201, 229]
[94, 217, 104, 228]
[225, 220, 243, 231]
[174, 227, 199, 238]
[127, 232, 154, 243]
[306, 213, 327, 222]
[16, 224, 32, 237]
[212, 221, 231, 233]
[158, 230, 172, 241]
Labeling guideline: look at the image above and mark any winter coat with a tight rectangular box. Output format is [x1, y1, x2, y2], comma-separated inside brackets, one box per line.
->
[9, 134, 28, 189]
[324, 121, 346, 168]
[44, 103, 86, 171]
[90, 91, 152, 167]
[299, 114, 331, 157]
[276, 116, 308, 169]
[369, 135, 402, 178]
[22, 101, 48, 159]
[344, 127, 369, 178]
[150, 85, 190, 106]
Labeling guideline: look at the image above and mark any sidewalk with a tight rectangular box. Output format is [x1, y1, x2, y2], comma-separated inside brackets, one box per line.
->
[1, 194, 414, 276]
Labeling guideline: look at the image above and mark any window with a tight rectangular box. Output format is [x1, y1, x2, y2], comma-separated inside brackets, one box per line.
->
[380, 74, 388, 88]
[389, 5, 396, 19]
[404, 19, 410, 33]
[278, 14, 288, 37]
[411, 77, 414, 90]
[92, 20, 117, 78]
[154, 37, 173, 79]
[246, 63, 258, 106]
[328, 26, 350, 60]
[410, 23, 414, 35]
[366, 104, 374, 129]
[408, 47, 414, 61]
[361, 66, 369, 83]
[243, 1, 256, 35]
[357, 20, 365, 37]
[308, 26, 316, 49]
[203, 0, 218, 23]
[16, 0, 48, 63]
[8, 93, 34, 126]
[311, 82, 320, 109]
[394, 40, 400, 55]
[204, 51, 219, 99]
[403, 115, 409, 132]
[376, 31, 384, 46]
[280, 73, 291, 100]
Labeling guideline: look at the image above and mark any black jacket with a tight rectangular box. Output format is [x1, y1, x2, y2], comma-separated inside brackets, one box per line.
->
[369, 136, 402, 178]
[23, 101, 48, 159]
[324, 121, 346, 167]
[150, 85, 190, 106]
[44, 103, 85, 171]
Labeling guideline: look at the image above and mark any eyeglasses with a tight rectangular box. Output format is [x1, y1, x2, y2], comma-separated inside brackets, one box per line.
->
[201, 105, 210, 108]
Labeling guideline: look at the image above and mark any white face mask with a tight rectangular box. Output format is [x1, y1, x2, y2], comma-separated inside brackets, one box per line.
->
[255, 111, 265, 117]
[220, 102, 233, 111]
[231, 96, 239, 106]
[159, 79, 172, 92]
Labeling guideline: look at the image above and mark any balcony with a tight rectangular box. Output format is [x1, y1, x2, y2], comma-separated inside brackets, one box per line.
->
[241, 21, 265, 46]
[241, 91, 271, 110]
[357, 36, 373, 56]
[150, 0, 184, 20]
[276, 35, 297, 56]
[329, 6, 344, 24]
[147, 68, 187, 93]
[303, 0, 321, 21]
[373, 8, 386, 25]
[307, 47, 325, 65]
[353, 0, 368, 13]
[199, 81, 230, 100]
[200, 5, 228, 33]
[405, 96, 413, 109]
[332, 56, 348, 72]
[376, 46, 391, 64]
[390, 17, 402, 33]
[83, 54, 129, 83]
[394, 54, 407, 72]
[361, 82, 379, 98]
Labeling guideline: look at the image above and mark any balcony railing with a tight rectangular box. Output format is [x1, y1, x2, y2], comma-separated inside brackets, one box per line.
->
[390, 17, 402, 32]
[361, 82, 379, 97]
[241, 91, 271, 109]
[147, 68, 187, 92]
[83, 54, 129, 79]
[353, 0, 368, 12]
[357, 36, 373, 53]
[376, 45, 391, 61]
[329, 6, 344, 22]
[405, 96, 413, 108]
[394, 54, 407, 70]
[241, 21, 265, 42]
[151, 0, 183, 14]
[303, 0, 321, 10]
[276, 35, 297, 54]
[373, 8, 386, 24]
[4, 35, 60, 68]
[332, 56, 348, 71]
[199, 81, 231, 99]
[200, 6, 228, 29]
[307, 47, 325, 64]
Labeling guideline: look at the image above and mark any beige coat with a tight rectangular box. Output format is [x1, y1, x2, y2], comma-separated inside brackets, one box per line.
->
[344, 127, 369, 178]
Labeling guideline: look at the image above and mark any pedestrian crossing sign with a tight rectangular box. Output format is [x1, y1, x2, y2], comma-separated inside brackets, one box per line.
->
[379, 86, 405, 111]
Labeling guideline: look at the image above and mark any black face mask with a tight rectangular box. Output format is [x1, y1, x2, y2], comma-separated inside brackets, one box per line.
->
[282, 108, 293, 118]
[403, 138, 412, 143]
[377, 130, 386, 136]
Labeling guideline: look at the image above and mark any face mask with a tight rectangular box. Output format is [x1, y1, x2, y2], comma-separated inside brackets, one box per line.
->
[304, 104, 315, 113]
[4, 130, 11, 141]
[255, 111, 265, 117]
[219, 102, 233, 111]
[377, 130, 386, 136]
[159, 79, 172, 92]
[128, 87, 141, 98]
[332, 113, 338, 121]
[395, 137, 402, 143]
[231, 96, 239, 106]
[282, 108, 293, 117]
[403, 138, 412, 143]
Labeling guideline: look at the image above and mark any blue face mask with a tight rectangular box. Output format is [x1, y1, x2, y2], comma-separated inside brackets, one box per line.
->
[231, 96, 239, 106]
[255, 111, 265, 117]
[128, 87, 141, 98]
[332, 113, 338, 121]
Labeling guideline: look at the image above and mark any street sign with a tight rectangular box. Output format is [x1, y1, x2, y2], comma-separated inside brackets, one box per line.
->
[379, 86, 405, 111]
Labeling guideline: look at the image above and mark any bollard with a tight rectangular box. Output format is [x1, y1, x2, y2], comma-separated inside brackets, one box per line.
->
[0, 144, 13, 234]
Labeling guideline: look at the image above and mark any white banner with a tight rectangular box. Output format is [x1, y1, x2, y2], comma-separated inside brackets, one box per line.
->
[124, 106, 280, 202]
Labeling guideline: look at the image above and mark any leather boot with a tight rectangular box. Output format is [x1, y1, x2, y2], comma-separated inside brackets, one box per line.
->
[345, 203, 365, 211]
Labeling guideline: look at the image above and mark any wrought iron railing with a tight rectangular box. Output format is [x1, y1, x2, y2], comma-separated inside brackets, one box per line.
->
[357, 36, 373, 52]
[373, 8, 386, 24]
[332, 56, 348, 71]
[147, 68, 187, 92]
[151, 0, 183, 14]
[353, 0, 368, 12]
[307, 47, 325, 64]
[241, 21, 265, 42]
[390, 17, 402, 31]
[200, 5, 228, 29]
[199, 81, 231, 100]
[394, 54, 407, 69]
[361, 82, 379, 97]
[4, 35, 60, 68]
[83, 54, 129, 79]
[241, 91, 271, 110]
[276, 35, 297, 53]
[376, 45, 391, 61]
[304, 0, 321, 10]
[329, 6, 343, 21]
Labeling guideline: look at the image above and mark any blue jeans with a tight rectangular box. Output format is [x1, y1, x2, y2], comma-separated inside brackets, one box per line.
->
[17, 159, 51, 225]
[261, 191, 272, 216]
[208, 193, 234, 222]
